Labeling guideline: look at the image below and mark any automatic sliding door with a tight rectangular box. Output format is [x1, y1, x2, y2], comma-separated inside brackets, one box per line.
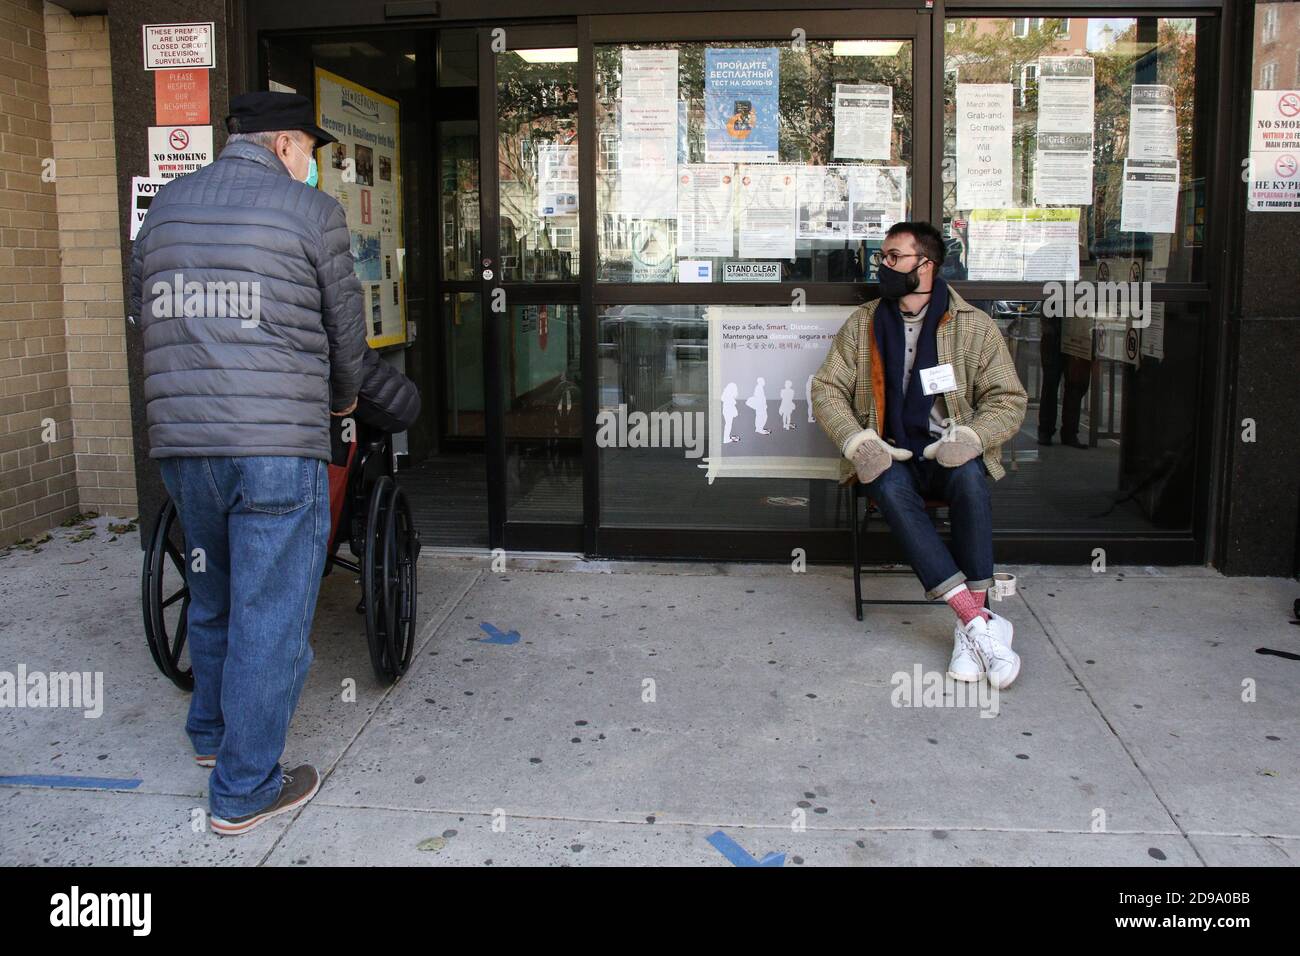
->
[483, 29, 584, 548]
[587, 16, 919, 552]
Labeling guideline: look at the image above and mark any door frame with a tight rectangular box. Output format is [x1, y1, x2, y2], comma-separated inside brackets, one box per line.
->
[478, 23, 585, 552]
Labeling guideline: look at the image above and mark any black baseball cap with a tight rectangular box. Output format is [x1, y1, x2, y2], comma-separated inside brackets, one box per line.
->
[225, 91, 337, 148]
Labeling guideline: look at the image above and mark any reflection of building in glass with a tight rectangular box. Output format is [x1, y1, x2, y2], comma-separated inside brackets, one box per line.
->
[942, 17, 1201, 282]
[497, 52, 581, 281]
[1253, 2, 1300, 89]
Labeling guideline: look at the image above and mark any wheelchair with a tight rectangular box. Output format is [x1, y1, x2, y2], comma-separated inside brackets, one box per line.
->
[141, 417, 421, 690]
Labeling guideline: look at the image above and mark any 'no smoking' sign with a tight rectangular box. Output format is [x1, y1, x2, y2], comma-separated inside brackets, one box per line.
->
[1249, 89, 1300, 211]
[148, 124, 213, 180]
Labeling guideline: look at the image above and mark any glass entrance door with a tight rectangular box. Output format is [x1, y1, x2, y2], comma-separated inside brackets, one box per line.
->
[585, 11, 928, 560]
[479, 25, 586, 551]
[393, 27, 492, 549]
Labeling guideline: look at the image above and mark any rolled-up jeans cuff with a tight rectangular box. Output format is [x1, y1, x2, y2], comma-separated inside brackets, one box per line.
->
[965, 577, 995, 592]
[925, 570, 967, 602]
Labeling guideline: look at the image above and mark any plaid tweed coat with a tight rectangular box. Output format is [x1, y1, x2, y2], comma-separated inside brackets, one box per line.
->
[811, 288, 1028, 481]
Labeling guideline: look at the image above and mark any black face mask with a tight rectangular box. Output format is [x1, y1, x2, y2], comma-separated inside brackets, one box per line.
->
[878, 260, 926, 300]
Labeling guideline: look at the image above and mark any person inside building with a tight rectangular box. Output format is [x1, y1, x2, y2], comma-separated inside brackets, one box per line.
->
[811, 221, 1028, 690]
[1037, 313, 1092, 448]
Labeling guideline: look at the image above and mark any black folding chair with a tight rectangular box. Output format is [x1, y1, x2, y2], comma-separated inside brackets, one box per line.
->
[848, 481, 947, 620]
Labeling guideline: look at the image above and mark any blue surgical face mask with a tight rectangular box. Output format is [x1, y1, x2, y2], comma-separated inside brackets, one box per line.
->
[290, 138, 319, 188]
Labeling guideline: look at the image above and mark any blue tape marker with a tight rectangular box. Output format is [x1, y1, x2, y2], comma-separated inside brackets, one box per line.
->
[0, 774, 143, 790]
[707, 830, 785, 867]
[479, 622, 520, 645]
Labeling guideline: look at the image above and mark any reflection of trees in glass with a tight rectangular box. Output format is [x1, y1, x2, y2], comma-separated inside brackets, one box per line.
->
[440, 137, 479, 280]
[943, 18, 1070, 220]
[1092, 20, 1197, 250]
[944, 18, 1198, 263]
[943, 18, 1065, 85]
[497, 53, 579, 279]
[599, 42, 913, 165]
[595, 41, 914, 277]
[780, 43, 913, 164]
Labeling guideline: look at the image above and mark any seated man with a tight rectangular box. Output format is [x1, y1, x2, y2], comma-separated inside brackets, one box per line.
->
[812, 221, 1028, 689]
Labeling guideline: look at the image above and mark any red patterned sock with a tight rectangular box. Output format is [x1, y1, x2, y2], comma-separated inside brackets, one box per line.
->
[972, 590, 991, 620]
[944, 585, 983, 626]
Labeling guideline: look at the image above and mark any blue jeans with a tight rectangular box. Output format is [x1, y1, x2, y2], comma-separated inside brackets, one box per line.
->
[158, 455, 329, 820]
[863, 457, 994, 600]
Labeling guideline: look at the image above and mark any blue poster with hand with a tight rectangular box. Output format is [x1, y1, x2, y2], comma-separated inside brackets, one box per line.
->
[705, 48, 780, 163]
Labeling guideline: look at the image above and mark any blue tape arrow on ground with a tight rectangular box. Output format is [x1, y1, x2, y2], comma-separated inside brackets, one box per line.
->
[0, 775, 143, 790]
[478, 622, 521, 645]
[706, 830, 785, 867]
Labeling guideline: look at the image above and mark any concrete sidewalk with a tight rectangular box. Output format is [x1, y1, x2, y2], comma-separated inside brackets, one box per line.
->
[1, 516, 1297, 866]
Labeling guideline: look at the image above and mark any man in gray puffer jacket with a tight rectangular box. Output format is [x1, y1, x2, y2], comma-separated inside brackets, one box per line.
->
[129, 92, 366, 836]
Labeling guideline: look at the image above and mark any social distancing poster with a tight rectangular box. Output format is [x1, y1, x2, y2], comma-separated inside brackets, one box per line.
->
[706, 306, 849, 483]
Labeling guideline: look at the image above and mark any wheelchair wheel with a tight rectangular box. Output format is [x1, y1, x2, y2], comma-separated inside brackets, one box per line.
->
[381, 484, 419, 678]
[362, 476, 394, 682]
[141, 498, 194, 692]
[363, 477, 419, 685]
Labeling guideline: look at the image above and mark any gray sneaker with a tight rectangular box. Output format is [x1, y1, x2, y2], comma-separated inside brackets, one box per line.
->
[210, 764, 320, 836]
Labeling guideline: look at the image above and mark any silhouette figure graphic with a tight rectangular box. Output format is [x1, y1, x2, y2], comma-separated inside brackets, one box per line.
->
[779, 380, 796, 430]
[720, 382, 741, 443]
[745, 378, 771, 435]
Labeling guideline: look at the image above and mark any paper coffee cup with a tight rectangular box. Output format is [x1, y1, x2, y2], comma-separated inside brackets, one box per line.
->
[991, 572, 1017, 601]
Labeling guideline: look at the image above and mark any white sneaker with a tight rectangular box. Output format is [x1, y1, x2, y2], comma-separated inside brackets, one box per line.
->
[965, 615, 1021, 690]
[948, 627, 983, 682]
[983, 609, 1014, 648]
[949, 610, 1012, 680]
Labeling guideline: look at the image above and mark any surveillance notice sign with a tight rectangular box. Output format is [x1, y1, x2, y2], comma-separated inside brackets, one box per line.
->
[147, 125, 213, 180]
[142, 22, 215, 70]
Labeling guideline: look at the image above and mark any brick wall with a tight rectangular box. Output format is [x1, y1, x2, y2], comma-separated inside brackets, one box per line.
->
[44, 3, 134, 517]
[0, 0, 133, 546]
[0, 0, 76, 542]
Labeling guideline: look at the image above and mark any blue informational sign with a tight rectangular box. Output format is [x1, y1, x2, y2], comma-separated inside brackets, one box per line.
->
[704, 48, 779, 163]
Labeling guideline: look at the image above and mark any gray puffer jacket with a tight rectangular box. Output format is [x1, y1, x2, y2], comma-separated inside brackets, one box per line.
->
[129, 139, 367, 461]
[355, 347, 421, 434]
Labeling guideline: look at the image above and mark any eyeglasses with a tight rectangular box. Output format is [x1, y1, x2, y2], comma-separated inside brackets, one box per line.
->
[880, 251, 928, 269]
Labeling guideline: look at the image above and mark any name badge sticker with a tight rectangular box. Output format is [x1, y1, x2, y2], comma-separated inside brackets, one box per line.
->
[919, 363, 957, 396]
